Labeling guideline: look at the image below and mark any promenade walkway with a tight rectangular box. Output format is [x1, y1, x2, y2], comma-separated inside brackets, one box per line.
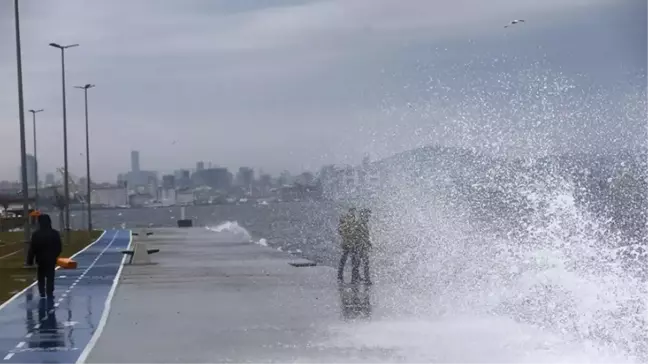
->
[84, 228, 391, 363]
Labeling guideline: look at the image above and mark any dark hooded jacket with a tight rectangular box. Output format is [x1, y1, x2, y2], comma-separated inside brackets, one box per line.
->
[30, 214, 62, 266]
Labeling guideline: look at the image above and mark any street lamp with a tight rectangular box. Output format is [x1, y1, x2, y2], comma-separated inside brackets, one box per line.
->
[14, 0, 31, 265]
[49, 42, 78, 241]
[74, 84, 95, 232]
[28, 109, 44, 209]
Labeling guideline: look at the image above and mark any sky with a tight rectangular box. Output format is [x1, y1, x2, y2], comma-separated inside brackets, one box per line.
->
[0, 0, 645, 183]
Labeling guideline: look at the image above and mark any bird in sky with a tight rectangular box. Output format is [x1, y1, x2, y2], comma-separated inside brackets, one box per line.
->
[504, 19, 525, 28]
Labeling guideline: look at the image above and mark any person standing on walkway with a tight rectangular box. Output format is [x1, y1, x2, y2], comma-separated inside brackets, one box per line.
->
[337, 207, 360, 283]
[357, 208, 372, 285]
[30, 214, 62, 299]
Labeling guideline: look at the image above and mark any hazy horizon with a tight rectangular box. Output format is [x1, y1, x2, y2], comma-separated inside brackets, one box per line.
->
[1, 0, 645, 183]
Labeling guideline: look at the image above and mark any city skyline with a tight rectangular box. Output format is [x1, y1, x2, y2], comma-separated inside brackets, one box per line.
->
[2, 152, 342, 186]
[0, 0, 644, 183]
[4, 147, 326, 186]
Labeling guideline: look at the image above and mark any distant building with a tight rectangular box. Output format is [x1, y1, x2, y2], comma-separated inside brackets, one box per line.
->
[44, 173, 55, 186]
[295, 171, 314, 186]
[258, 174, 272, 195]
[162, 174, 176, 189]
[236, 167, 254, 188]
[192, 168, 231, 191]
[174, 169, 191, 189]
[131, 150, 140, 172]
[0, 181, 21, 191]
[159, 187, 176, 205]
[122, 150, 158, 194]
[362, 155, 371, 169]
[196, 161, 205, 171]
[277, 170, 293, 186]
[79, 177, 88, 194]
[124, 170, 158, 196]
[92, 185, 128, 207]
[147, 174, 158, 199]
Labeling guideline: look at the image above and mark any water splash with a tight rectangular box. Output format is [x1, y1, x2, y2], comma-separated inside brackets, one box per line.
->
[306, 58, 648, 363]
[206, 221, 272, 249]
[206, 221, 253, 242]
[323, 161, 646, 362]
[324, 316, 632, 363]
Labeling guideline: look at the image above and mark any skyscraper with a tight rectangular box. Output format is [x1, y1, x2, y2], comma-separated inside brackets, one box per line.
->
[162, 174, 176, 189]
[45, 173, 55, 186]
[131, 150, 140, 172]
[174, 169, 191, 189]
[236, 167, 254, 187]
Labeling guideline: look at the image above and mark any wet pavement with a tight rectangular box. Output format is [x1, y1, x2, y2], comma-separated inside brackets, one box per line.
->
[85, 227, 396, 363]
[0, 229, 131, 363]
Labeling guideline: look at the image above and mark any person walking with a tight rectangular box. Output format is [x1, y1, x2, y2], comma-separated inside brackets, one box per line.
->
[357, 208, 372, 285]
[30, 214, 62, 299]
[337, 207, 360, 283]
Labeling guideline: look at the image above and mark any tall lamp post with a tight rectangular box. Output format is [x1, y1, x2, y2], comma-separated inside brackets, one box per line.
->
[74, 84, 95, 231]
[13, 0, 31, 265]
[28, 109, 44, 208]
[49, 42, 78, 241]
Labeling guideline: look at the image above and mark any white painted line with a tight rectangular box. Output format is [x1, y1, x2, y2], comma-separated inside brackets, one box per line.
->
[65, 289, 71, 293]
[62, 293, 67, 298]
[76, 230, 132, 364]
[3, 353, 14, 360]
[34, 324, 40, 329]
[73, 233, 119, 284]
[0, 230, 109, 313]
[0, 249, 22, 260]
[54, 303, 59, 308]
[68, 231, 110, 259]
[15, 342, 24, 349]
[25, 333, 32, 338]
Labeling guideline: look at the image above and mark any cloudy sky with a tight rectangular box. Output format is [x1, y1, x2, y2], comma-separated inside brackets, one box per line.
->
[0, 0, 645, 182]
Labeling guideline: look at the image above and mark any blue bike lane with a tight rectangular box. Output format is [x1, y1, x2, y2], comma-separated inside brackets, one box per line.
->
[0, 229, 131, 363]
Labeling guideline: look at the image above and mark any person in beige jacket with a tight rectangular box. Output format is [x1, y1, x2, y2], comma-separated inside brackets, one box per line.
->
[337, 208, 360, 283]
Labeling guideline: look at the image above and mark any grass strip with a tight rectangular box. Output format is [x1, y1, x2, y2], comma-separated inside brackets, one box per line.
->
[0, 230, 103, 305]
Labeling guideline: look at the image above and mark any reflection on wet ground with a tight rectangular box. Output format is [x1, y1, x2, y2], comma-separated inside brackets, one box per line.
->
[338, 282, 372, 321]
[0, 230, 130, 363]
[24, 292, 65, 351]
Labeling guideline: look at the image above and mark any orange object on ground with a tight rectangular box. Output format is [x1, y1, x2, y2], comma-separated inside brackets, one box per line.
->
[57, 257, 77, 269]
